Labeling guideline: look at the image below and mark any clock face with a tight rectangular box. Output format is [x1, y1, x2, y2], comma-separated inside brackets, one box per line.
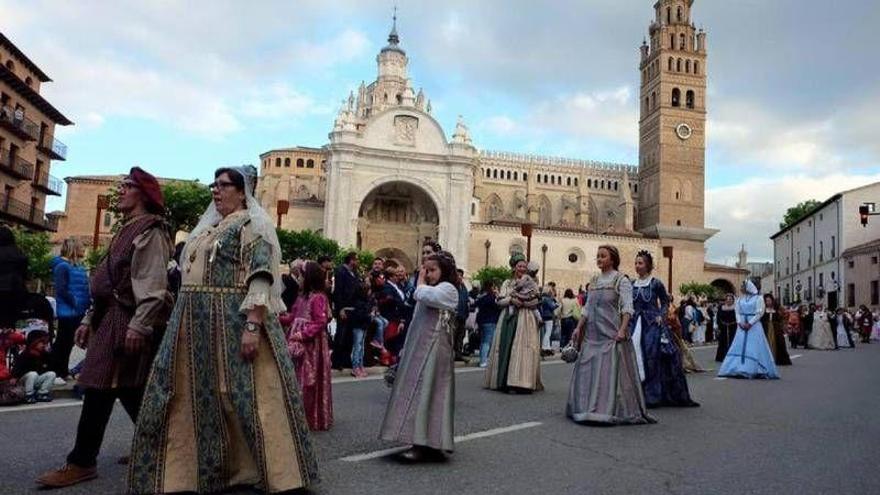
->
[676, 123, 692, 140]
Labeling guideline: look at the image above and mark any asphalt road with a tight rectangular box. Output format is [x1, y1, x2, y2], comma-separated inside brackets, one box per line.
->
[1, 343, 878, 495]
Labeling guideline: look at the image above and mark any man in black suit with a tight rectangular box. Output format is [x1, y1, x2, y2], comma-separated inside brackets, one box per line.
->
[331, 252, 360, 369]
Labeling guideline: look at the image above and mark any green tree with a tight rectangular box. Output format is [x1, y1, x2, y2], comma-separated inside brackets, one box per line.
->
[276, 228, 342, 263]
[11, 227, 53, 289]
[472, 265, 513, 289]
[84, 246, 107, 271]
[779, 199, 821, 230]
[162, 180, 213, 234]
[679, 281, 721, 301]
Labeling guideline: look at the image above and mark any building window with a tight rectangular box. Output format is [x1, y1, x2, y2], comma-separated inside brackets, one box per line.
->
[686, 60, 691, 73]
[668, 57, 673, 71]
[677, 7, 683, 22]
[872, 280, 879, 305]
[306, 159, 314, 168]
[872, 256, 878, 265]
[819, 213, 823, 221]
[670, 34, 675, 49]
[831, 236, 836, 258]
[847, 283, 855, 307]
[296, 158, 304, 168]
[848, 260, 854, 269]
[672, 88, 681, 107]
[676, 58, 682, 72]
[275, 158, 281, 167]
[471, 203, 475, 216]
[284, 158, 290, 167]
[524, 173, 528, 181]
[103, 212, 111, 227]
[686, 90, 695, 109]
[514, 172, 518, 181]
[507, 170, 512, 180]
[569, 253, 579, 263]
[819, 241, 824, 262]
[25, 76, 32, 87]
[4, 60, 13, 71]
[694, 61, 699, 74]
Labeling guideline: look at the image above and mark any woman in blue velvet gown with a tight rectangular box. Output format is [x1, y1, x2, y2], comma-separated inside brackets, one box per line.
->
[717, 280, 779, 379]
[629, 251, 699, 408]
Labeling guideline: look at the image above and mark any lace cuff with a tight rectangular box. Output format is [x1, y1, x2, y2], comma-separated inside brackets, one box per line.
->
[239, 277, 272, 313]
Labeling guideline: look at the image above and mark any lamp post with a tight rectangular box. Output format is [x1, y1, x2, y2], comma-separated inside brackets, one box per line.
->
[521, 223, 533, 261]
[662, 246, 674, 295]
[484, 239, 491, 267]
[276, 200, 289, 229]
[541, 244, 548, 287]
[93, 194, 109, 251]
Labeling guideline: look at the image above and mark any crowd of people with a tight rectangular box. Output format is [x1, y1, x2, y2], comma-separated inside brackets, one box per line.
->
[1, 165, 878, 492]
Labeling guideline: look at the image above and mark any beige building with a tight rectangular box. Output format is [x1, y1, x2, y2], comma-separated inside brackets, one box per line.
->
[842, 240, 880, 310]
[257, 1, 748, 294]
[0, 32, 72, 232]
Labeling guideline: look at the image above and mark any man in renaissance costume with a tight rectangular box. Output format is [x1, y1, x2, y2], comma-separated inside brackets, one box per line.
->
[37, 167, 173, 488]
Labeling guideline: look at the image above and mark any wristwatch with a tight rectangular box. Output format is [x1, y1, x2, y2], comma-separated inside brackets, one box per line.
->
[245, 321, 262, 334]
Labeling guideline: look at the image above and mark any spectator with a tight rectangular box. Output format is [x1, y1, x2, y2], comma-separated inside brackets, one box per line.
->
[282, 259, 304, 312]
[454, 269, 470, 362]
[50, 238, 91, 384]
[377, 266, 408, 364]
[474, 281, 501, 367]
[347, 279, 373, 378]
[0, 328, 26, 405]
[559, 289, 581, 348]
[331, 252, 360, 370]
[12, 329, 56, 403]
[539, 286, 559, 356]
[369, 270, 389, 351]
[371, 257, 385, 274]
[317, 255, 334, 294]
[167, 242, 185, 300]
[0, 225, 28, 329]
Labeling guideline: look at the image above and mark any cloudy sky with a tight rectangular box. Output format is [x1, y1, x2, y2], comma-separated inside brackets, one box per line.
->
[4, 0, 879, 263]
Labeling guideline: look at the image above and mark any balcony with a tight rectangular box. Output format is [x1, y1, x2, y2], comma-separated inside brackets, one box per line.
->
[0, 106, 39, 141]
[0, 147, 35, 180]
[37, 132, 67, 161]
[32, 168, 63, 196]
[0, 192, 57, 231]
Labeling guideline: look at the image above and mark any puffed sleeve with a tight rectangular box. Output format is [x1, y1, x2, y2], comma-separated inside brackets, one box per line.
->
[654, 278, 670, 315]
[414, 282, 459, 311]
[749, 297, 765, 326]
[617, 276, 634, 316]
[128, 227, 173, 336]
[239, 222, 276, 313]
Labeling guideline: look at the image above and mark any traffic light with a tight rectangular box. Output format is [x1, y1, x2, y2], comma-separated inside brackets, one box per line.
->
[859, 205, 870, 227]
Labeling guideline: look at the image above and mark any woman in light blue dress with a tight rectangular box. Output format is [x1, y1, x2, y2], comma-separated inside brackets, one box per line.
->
[717, 280, 779, 379]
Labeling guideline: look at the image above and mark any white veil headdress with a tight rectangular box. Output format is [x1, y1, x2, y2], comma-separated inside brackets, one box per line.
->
[185, 165, 286, 314]
[742, 279, 759, 296]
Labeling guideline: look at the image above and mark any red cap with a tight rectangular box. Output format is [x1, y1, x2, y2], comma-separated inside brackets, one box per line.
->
[125, 167, 164, 214]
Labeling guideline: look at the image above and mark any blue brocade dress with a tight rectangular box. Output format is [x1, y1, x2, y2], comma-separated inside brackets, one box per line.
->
[630, 277, 699, 407]
[717, 294, 780, 379]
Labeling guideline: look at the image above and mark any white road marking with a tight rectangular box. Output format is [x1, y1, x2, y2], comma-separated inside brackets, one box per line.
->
[791, 354, 803, 360]
[339, 421, 543, 462]
[0, 399, 83, 414]
[714, 377, 728, 381]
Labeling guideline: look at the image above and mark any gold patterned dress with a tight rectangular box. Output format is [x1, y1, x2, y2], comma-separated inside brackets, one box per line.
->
[128, 210, 318, 494]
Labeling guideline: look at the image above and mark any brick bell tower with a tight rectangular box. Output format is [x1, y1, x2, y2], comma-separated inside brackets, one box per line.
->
[637, 0, 712, 238]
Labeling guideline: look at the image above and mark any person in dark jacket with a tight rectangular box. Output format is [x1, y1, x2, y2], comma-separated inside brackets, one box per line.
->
[347, 279, 373, 378]
[51, 239, 92, 382]
[12, 329, 56, 403]
[474, 281, 501, 367]
[454, 269, 470, 362]
[331, 252, 360, 370]
[0, 225, 28, 328]
[377, 266, 408, 364]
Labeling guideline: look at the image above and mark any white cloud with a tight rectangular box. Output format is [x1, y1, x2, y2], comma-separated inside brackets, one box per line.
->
[705, 173, 880, 262]
[240, 83, 332, 121]
[285, 30, 372, 70]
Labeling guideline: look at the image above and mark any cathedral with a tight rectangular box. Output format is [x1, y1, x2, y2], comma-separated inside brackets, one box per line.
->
[256, 0, 747, 294]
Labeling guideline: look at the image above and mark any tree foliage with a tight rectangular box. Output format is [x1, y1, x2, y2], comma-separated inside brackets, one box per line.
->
[779, 199, 822, 230]
[276, 228, 342, 263]
[12, 227, 53, 287]
[84, 246, 107, 271]
[679, 281, 721, 301]
[162, 181, 213, 234]
[472, 265, 513, 289]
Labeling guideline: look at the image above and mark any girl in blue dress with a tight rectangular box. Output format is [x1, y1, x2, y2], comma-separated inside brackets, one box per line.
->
[629, 251, 699, 408]
[717, 280, 779, 379]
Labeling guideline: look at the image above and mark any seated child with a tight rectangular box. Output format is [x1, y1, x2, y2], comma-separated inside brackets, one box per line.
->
[0, 328, 26, 406]
[12, 329, 56, 404]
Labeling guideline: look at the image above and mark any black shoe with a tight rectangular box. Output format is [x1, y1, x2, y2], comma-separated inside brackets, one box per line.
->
[35, 393, 53, 403]
[25, 394, 36, 404]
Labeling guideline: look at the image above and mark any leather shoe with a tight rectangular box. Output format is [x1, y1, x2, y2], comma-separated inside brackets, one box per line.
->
[36, 464, 98, 488]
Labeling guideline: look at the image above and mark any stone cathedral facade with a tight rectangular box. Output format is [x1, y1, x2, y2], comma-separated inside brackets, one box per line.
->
[256, 0, 747, 294]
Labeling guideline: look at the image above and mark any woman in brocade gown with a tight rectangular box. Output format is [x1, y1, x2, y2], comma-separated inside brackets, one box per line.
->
[284, 261, 333, 431]
[715, 294, 737, 362]
[485, 253, 543, 393]
[761, 294, 792, 365]
[717, 280, 779, 379]
[629, 251, 699, 408]
[380, 251, 459, 462]
[128, 167, 318, 494]
[567, 245, 655, 426]
[808, 306, 836, 350]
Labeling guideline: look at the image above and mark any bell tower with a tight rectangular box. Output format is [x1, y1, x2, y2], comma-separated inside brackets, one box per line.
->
[636, 0, 709, 236]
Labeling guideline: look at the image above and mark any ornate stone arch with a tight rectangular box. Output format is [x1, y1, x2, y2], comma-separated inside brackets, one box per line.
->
[537, 195, 553, 227]
[485, 193, 504, 222]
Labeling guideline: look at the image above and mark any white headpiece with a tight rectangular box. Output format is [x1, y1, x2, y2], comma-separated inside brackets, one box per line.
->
[186, 165, 286, 314]
[742, 279, 758, 296]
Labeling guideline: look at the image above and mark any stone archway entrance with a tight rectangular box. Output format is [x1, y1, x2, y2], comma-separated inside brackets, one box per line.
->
[357, 181, 439, 268]
[711, 278, 737, 297]
[375, 247, 415, 273]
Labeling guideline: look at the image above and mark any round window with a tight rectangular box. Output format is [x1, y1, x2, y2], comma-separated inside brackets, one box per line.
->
[568, 253, 579, 263]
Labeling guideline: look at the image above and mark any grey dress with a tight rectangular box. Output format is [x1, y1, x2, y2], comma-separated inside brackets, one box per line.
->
[380, 282, 458, 452]
[567, 271, 655, 425]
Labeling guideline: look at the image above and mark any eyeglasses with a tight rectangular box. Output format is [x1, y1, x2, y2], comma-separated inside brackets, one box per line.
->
[209, 180, 237, 190]
[119, 182, 138, 191]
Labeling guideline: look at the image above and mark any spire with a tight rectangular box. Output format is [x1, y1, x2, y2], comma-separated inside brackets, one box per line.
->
[388, 5, 399, 46]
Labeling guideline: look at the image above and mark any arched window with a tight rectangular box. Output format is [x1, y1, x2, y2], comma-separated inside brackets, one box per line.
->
[513, 171, 518, 181]
[506, 170, 512, 180]
[666, 7, 671, 24]
[686, 59, 691, 73]
[383, 93, 388, 102]
[677, 7, 682, 22]
[679, 33, 686, 50]
[306, 159, 315, 168]
[677, 58, 682, 72]
[614, 181, 619, 191]
[668, 57, 673, 71]
[275, 157, 281, 167]
[601, 180, 606, 189]
[493, 169, 498, 179]
[694, 61, 700, 75]
[396, 94, 402, 104]
[566, 177, 571, 186]
[686, 90, 695, 109]
[523, 173, 528, 181]
[670, 34, 675, 49]
[4, 60, 13, 70]
[284, 158, 290, 167]
[644, 97, 649, 114]
[485, 168, 490, 178]
[634, 184, 638, 193]
[296, 158, 304, 167]
[651, 91, 657, 110]
[672, 88, 681, 107]
[574, 178, 578, 187]
[24, 76, 32, 87]
[588, 179, 592, 188]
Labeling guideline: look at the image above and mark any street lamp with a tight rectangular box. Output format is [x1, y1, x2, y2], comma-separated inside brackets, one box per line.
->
[541, 244, 548, 287]
[484, 239, 491, 267]
[521, 223, 533, 261]
[276, 200, 289, 229]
